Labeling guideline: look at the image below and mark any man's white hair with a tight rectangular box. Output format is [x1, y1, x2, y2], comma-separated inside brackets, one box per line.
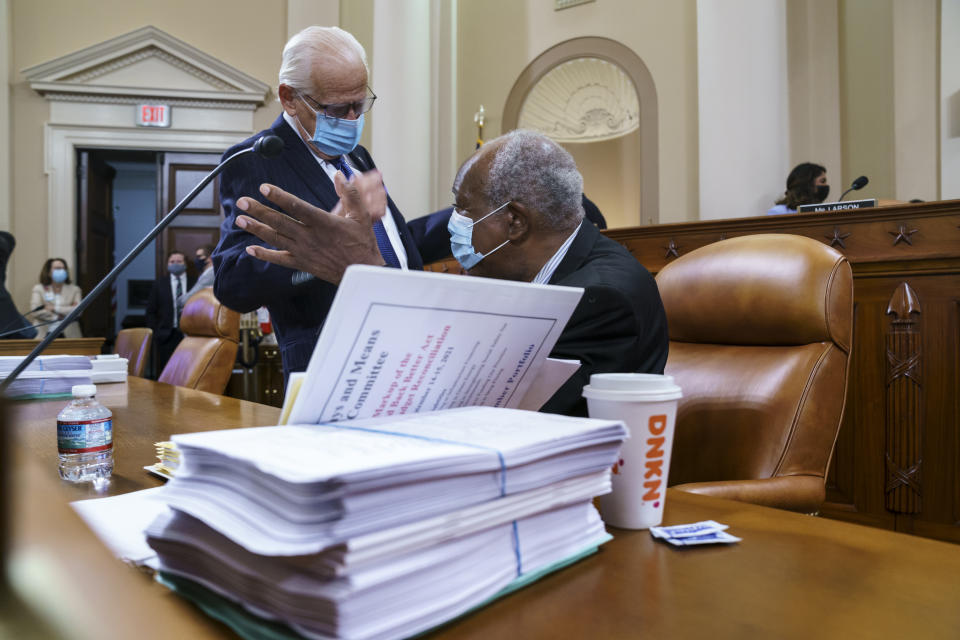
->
[278, 26, 368, 94]
[484, 130, 584, 230]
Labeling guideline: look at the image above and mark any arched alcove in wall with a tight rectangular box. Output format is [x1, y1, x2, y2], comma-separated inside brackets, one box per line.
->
[503, 37, 658, 227]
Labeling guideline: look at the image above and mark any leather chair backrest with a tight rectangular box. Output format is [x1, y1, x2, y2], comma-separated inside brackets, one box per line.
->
[114, 328, 152, 377]
[158, 288, 239, 394]
[656, 234, 853, 510]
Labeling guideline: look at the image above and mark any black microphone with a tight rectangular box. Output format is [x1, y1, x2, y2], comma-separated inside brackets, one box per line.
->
[0, 135, 285, 393]
[838, 176, 869, 201]
[0, 318, 61, 339]
[0, 305, 45, 338]
[253, 135, 284, 158]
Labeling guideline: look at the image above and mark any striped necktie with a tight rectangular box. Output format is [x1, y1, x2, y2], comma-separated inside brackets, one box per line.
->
[174, 276, 183, 328]
[333, 156, 401, 268]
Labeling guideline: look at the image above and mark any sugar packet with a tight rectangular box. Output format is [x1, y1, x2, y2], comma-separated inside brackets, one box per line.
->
[649, 520, 728, 539]
[650, 520, 741, 546]
[659, 530, 742, 546]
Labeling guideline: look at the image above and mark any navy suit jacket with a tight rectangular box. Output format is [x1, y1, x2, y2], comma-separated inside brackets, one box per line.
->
[146, 273, 195, 344]
[212, 115, 424, 378]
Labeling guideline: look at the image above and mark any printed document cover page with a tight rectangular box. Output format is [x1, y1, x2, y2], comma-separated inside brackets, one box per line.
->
[288, 266, 583, 425]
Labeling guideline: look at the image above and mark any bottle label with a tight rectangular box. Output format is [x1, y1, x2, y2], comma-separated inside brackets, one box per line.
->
[57, 417, 113, 454]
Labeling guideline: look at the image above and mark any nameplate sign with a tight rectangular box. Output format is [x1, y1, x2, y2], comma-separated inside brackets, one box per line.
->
[798, 199, 877, 213]
[136, 104, 171, 128]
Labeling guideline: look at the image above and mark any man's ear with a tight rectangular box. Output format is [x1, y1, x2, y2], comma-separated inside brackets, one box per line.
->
[505, 202, 532, 242]
[278, 84, 298, 116]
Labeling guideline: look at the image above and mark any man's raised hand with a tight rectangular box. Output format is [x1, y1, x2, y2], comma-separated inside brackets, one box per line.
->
[235, 171, 386, 284]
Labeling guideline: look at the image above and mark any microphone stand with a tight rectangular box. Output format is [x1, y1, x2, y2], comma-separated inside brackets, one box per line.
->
[0, 318, 60, 340]
[837, 187, 856, 202]
[0, 140, 278, 394]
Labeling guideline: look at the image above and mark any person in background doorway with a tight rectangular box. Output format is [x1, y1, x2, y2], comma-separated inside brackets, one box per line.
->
[31, 258, 83, 339]
[767, 162, 829, 215]
[178, 243, 215, 309]
[146, 250, 195, 377]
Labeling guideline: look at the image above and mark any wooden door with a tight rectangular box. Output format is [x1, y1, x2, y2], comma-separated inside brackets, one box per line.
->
[156, 152, 224, 281]
[76, 151, 116, 340]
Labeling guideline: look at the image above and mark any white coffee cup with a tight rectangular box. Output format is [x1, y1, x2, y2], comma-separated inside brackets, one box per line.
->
[582, 373, 683, 529]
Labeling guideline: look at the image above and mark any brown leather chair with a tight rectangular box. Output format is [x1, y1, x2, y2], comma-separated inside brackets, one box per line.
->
[158, 288, 239, 395]
[114, 328, 152, 377]
[656, 234, 853, 513]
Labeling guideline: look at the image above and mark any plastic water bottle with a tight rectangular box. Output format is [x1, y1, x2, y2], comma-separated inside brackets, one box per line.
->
[57, 384, 114, 483]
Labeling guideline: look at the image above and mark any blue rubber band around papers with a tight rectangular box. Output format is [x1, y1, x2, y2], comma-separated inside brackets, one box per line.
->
[326, 422, 523, 576]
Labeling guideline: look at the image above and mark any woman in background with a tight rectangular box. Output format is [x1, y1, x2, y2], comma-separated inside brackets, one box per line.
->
[31, 258, 83, 338]
[767, 162, 829, 215]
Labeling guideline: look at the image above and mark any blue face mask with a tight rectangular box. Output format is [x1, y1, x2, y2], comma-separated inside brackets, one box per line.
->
[300, 97, 364, 157]
[447, 201, 511, 270]
[51, 268, 68, 283]
[168, 263, 186, 276]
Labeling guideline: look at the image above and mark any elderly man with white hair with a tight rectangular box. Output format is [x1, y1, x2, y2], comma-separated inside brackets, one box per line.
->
[212, 26, 424, 380]
[237, 130, 669, 416]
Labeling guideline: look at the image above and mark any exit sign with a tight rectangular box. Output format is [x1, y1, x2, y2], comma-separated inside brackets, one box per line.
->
[136, 104, 170, 127]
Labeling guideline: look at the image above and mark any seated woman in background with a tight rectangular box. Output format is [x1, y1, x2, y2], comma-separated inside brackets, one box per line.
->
[31, 258, 83, 338]
[767, 162, 829, 215]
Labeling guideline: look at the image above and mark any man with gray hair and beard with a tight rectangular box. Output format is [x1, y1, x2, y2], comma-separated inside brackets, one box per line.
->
[235, 130, 669, 416]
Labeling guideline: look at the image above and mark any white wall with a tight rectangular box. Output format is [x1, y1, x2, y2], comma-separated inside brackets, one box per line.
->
[942, 0, 960, 199]
[697, 0, 789, 219]
[370, 0, 434, 218]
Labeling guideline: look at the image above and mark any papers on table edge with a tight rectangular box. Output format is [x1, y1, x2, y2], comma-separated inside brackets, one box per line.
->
[0, 354, 128, 397]
[278, 356, 580, 427]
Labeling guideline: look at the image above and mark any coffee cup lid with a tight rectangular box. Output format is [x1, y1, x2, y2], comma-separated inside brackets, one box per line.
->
[581, 373, 682, 402]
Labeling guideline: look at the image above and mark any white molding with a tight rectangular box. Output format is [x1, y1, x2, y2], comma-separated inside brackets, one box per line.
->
[44, 125, 246, 261]
[518, 57, 640, 143]
[43, 92, 257, 110]
[23, 25, 269, 95]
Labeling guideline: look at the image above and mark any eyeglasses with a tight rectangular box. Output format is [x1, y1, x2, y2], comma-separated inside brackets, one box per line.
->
[299, 88, 377, 119]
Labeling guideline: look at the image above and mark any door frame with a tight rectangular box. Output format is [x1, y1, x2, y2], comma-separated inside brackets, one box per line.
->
[45, 124, 243, 264]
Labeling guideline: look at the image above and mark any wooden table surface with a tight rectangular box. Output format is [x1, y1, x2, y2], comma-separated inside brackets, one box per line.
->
[0, 337, 105, 356]
[7, 379, 960, 639]
[11, 376, 282, 499]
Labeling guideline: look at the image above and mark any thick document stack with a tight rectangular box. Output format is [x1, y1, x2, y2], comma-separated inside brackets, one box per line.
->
[0, 354, 93, 397]
[145, 407, 627, 640]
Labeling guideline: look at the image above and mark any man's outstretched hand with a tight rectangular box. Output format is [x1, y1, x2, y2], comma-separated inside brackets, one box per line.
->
[235, 170, 387, 284]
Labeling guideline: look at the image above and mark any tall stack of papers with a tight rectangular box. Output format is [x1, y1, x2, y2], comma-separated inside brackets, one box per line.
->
[146, 407, 627, 640]
[0, 354, 93, 397]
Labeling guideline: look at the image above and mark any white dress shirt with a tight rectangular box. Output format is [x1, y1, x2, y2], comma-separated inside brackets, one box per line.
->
[532, 222, 582, 284]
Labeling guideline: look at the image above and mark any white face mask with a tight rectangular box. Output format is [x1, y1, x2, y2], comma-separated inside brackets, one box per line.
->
[447, 202, 511, 270]
[299, 96, 365, 157]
